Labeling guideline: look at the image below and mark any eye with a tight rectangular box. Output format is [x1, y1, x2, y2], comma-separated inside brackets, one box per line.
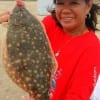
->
[70, 1, 80, 5]
[56, 0, 64, 5]
[56, 2, 64, 5]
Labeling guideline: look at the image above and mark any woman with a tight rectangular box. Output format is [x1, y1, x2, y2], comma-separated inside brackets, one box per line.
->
[0, 0, 100, 99]
[42, 0, 100, 100]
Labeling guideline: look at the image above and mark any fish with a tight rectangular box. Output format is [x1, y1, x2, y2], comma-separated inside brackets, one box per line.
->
[3, 0, 57, 99]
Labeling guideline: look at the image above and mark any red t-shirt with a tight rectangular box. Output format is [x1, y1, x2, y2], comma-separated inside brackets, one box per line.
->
[42, 15, 100, 100]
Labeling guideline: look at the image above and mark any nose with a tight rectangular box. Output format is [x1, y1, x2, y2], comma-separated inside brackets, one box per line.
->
[61, 5, 72, 14]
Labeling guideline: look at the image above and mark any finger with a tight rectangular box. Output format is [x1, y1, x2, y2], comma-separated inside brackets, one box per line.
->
[0, 11, 10, 17]
[0, 14, 9, 24]
[22, 95, 28, 100]
[16, 0, 24, 7]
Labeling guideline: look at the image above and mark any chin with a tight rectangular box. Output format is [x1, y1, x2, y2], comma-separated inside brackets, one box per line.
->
[62, 25, 76, 31]
[61, 22, 75, 28]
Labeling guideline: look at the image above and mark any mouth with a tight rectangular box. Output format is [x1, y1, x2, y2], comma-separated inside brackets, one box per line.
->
[61, 17, 73, 22]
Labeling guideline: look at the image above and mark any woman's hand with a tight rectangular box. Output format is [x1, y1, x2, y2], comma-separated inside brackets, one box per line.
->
[0, 11, 10, 24]
[0, 0, 24, 25]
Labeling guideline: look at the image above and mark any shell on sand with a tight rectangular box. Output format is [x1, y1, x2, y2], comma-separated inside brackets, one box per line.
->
[3, 4, 57, 100]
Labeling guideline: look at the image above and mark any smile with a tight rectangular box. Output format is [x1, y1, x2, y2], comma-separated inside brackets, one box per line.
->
[61, 17, 73, 22]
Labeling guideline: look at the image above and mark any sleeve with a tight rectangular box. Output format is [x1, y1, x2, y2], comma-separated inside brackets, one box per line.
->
[42, 15, 56, 36]
[64, 46, 100, 100]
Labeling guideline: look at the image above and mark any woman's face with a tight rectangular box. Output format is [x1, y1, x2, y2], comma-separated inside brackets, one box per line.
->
[55, 0, 92, 35]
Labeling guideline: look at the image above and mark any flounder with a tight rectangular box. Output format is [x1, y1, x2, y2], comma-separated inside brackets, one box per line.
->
[3, 0, 57, 99]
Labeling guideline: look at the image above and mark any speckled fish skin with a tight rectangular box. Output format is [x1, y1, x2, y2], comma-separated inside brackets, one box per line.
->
[3, 4, 57, 100]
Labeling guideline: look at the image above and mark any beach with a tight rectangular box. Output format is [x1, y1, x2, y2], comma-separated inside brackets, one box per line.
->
[0, 1, 100, 100]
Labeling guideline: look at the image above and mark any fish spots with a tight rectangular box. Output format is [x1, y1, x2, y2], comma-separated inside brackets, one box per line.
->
[4, 3, 56, 100]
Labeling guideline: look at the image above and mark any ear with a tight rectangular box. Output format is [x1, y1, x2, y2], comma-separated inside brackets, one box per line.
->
[86, 0, 93, 14]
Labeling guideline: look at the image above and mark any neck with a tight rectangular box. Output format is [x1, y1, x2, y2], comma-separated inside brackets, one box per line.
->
[63, 25, 89, 36]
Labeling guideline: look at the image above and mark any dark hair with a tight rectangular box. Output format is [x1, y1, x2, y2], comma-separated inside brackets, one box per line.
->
[50, 0, 100, 31]
[86, 4, 100, 31]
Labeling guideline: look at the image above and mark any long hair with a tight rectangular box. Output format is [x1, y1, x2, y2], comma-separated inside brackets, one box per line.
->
[85, 3, 100, 31]
[50, 0, 100, 31]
